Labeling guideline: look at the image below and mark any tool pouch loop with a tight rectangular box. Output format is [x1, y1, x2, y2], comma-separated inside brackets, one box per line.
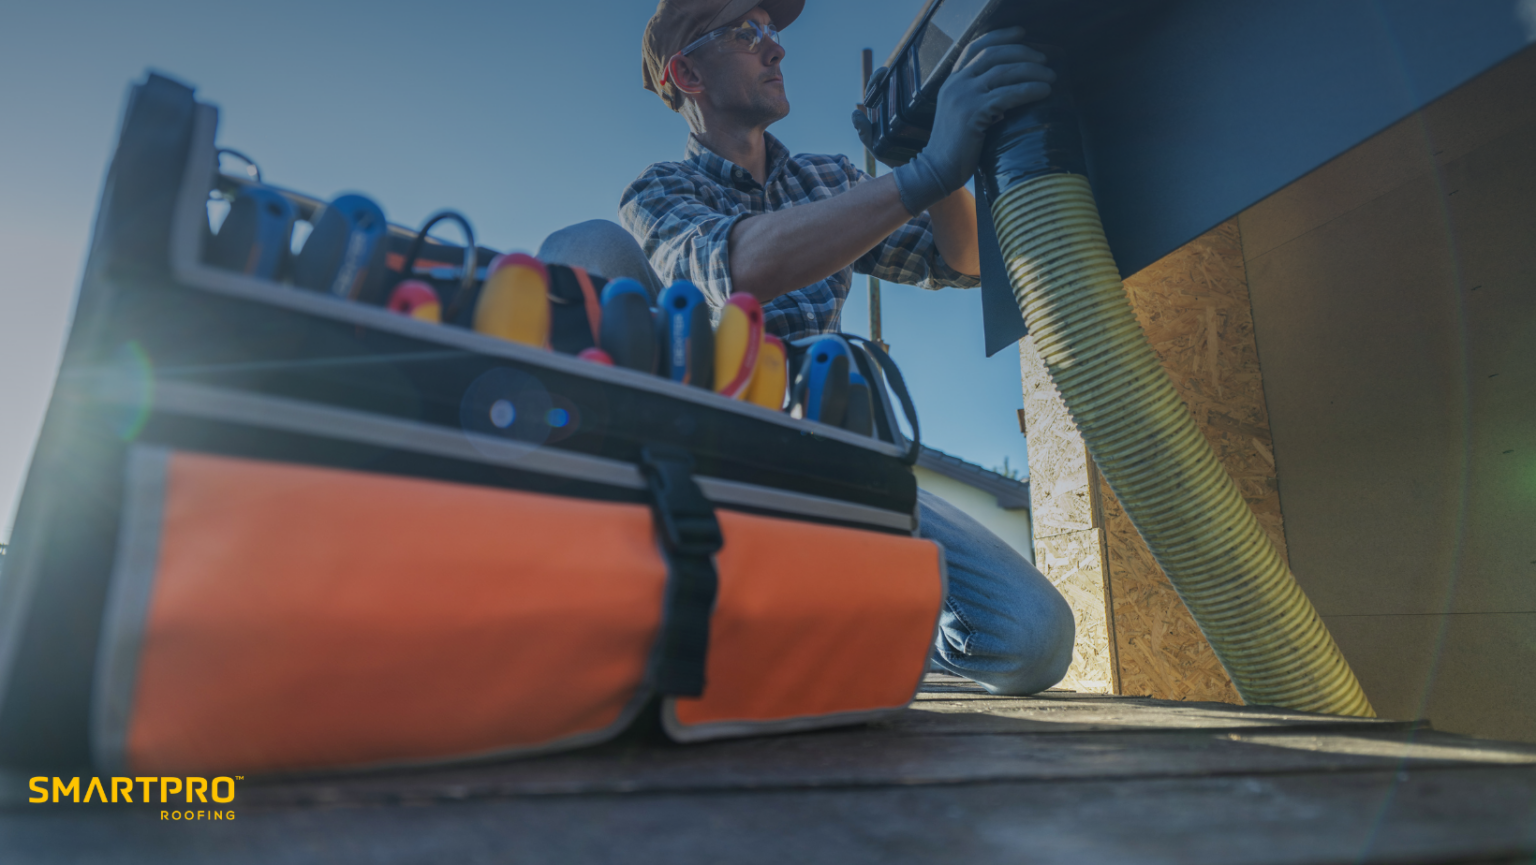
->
[640, 446, 723, 698]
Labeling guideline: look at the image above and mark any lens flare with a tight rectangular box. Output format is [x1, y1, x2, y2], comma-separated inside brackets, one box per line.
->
[459, 368, 554, 456]
[490, 400, 515, 429]
[95, 341, 155, 442]
[546, 393, 586, 444]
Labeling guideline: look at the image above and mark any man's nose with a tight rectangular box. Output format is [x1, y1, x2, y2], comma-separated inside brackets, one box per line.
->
[762, 38, 785, 65]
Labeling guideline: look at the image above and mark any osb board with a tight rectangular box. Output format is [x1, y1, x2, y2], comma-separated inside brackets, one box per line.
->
[1104, 219, 1289, 704]
[1100, 488, 1241, 703]
[1021, 321, 1114, 692]
[1019, 334, 1093, 537]
[1034, 527, 1114, 693]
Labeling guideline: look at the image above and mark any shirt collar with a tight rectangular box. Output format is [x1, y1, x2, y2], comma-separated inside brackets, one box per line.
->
[685, 131, 791, 190]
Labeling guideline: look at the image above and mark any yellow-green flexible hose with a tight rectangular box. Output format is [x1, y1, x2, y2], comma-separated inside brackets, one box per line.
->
[994, 172, 1374, 717]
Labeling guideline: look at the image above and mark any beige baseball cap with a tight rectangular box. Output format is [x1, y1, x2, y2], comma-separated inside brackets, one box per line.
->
[642, 0, 804, 110]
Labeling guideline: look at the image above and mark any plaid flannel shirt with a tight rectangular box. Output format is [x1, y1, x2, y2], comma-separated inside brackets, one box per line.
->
[620, 132, 980, 341]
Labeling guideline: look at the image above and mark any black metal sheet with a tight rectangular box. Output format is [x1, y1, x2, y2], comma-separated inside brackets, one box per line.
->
[976, 0, 1533, 353]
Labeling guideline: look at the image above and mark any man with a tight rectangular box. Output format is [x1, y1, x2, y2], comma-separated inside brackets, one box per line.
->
[539, 0, 1074, 695]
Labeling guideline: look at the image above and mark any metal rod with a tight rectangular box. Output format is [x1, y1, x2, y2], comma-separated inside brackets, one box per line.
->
[861, 48, 887, 353]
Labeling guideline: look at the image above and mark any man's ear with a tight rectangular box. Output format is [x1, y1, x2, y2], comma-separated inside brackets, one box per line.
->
[669, 54, 706, 96]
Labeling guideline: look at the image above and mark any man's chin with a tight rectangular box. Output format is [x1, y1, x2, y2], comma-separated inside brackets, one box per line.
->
[757, 95, 790, 125]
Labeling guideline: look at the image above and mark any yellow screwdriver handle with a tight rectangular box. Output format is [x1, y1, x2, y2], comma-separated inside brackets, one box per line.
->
[745, 334, 787, 409]
[713, 293, 763, 398]
[473, 253, 550, 348]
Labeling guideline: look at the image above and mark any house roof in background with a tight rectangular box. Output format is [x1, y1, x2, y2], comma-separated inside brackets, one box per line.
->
[915, 445, 1031, 510]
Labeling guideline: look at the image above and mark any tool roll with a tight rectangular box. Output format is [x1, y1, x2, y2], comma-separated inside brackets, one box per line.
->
[0, 74, 945, 778]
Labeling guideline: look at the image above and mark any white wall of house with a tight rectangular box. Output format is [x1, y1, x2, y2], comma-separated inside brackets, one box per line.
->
[913, 466, 1034, 564]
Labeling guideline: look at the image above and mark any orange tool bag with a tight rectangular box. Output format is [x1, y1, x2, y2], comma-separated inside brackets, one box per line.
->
[0, 75, 944, 778]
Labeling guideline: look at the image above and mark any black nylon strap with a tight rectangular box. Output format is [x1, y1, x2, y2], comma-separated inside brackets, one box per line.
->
[842, 335, 922, 465]
[639, 446, 723, 697]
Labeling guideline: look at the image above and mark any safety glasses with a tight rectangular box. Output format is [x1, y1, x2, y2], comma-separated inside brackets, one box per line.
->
[661, 20, 782, 88]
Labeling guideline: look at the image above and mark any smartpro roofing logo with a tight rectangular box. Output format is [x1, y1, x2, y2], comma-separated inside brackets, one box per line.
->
[28, 775, 239, 820]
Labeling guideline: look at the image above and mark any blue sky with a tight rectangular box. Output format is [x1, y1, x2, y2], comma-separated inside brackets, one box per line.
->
[0, 0, 1031, 540]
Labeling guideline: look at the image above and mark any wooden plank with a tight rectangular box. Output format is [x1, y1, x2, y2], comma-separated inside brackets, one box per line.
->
[203, 690, 1530, 808]
[7, 767, 1534, 865]
[228, 728, 1476, 807]
[904, 694, 1415, 735]
[8, 684, 1533, 862]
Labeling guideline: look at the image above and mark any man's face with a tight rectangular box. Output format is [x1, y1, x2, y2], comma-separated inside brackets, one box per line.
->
[691, 7, 789, 127]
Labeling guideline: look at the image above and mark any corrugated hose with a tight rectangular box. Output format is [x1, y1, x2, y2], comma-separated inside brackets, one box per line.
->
[993, 172, 1374, 716]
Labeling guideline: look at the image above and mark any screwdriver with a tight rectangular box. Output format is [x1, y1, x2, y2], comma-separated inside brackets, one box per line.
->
[206, 185, 296, 280]
[386, 280, 442, 323]
[713, 293, 763, 399]
[578, 346, 615, 365]
[744, 334, 787, 410]
[656, 280, 715, 387]
[599, 278, 657, 373]
[291, 193, 390, 302]
[474, 253, 551, 348]
[844, 371, 874, 435]
[791, 335, 851, 426]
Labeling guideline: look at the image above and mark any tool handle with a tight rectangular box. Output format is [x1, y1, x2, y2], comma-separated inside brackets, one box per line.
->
[474, 253, 551, 347]
[402, 210, 478, 321]
[713, 293, 763, 398]
[387, 280, 442, 322]
[844, 373, 874, 436]
[744, 334, 787, 409]
[840, 334, 921, 464]
[215, 148, 262, 183]
[657, 281, 714, 387]
[800, 337, 851, 427]
[600, 283, 658, 373]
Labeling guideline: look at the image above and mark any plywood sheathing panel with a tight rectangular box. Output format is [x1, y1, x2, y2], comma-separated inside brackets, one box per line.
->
[1238, 50, 1536, 739]
[1104, 219, 1288, 704]
[1019, 335, 1095, 537]
[1020, 334, 1115, 693]
[1099, 489, 1242, 703]
[1033, 528, 1115, 694]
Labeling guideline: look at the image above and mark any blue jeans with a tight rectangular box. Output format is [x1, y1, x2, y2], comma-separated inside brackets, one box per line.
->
[540, 221, 1077, 696]
[918, 489, 1074, 694]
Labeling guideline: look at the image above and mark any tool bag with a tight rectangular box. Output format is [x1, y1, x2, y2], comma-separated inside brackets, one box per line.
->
[0, 74, 945, 777]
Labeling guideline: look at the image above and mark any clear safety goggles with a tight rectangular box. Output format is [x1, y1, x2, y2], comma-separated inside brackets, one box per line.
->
[661, 20, 782, 87]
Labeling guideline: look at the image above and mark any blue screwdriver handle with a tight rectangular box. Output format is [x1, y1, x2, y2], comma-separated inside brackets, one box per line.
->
[600, 278, 657, 373]
[656, 280, 715, 387]
[844, 371, 874, 436]
[798, 335, 851, 426]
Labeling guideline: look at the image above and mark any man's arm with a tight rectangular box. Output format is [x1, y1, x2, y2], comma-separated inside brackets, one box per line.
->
[727, 178, 981, 305]
[732, 28, 1050, 301]
[926, 187, 980, 277]
[726, 172, 910, 304]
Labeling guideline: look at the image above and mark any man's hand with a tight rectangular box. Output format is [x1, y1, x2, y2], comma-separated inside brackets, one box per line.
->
[893, 27, 1055, 216]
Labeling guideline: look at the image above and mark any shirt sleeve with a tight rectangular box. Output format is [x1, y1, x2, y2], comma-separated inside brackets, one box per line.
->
[619, 163, 748, 310]
[840, 157, 981, 291]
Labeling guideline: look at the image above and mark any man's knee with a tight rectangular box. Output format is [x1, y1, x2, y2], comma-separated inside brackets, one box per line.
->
[538, 219, 634, 255]
[536, 219, 664, 298]
[979, 589, 1075, 696]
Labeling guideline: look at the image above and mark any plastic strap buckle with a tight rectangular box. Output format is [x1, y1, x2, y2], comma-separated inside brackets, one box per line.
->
[639, 446, 722, 697]
[640, 446, 723, 557]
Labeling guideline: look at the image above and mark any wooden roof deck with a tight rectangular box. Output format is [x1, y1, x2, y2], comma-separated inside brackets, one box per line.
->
[6, 674, 1535, 863]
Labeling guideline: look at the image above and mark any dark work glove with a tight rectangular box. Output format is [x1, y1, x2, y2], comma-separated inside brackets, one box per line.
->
[893, 27, 1055, 216]
[851, 103, 908, 167]
[852, 67, 911, 168]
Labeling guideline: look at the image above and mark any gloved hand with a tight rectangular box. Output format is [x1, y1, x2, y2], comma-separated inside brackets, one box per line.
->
[852, 88, 904, 168]
[892, 27, 1055, 216]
